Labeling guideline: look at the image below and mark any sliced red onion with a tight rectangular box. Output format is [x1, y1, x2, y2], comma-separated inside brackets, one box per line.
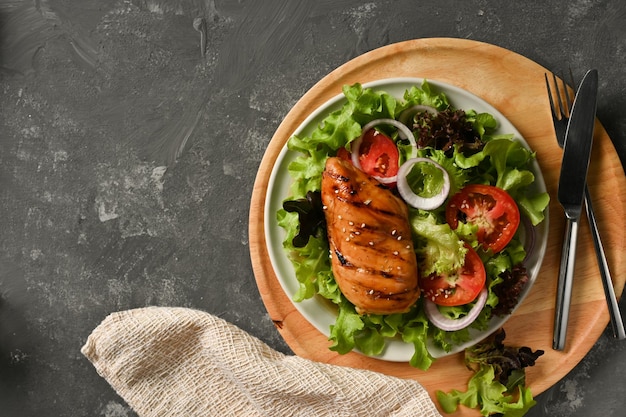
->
[424, 286, 488, 332]
[521, 215, 536, 264]
[398, 104, 439, 125]
[396, 157, 450, 210]
[351, 118, 417, 184]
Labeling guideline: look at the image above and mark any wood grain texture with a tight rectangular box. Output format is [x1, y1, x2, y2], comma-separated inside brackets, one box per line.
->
[249, 38, 626, 416]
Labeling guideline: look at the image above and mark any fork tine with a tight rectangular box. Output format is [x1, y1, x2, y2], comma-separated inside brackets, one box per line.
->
[553, 72, 568, 120]
[545, 71, 570, 148]
[545, 73, 562, 119]
[546, 72, 576, 120]
[545, 73, 558, 117]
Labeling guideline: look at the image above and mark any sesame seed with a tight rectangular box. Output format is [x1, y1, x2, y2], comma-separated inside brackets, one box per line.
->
[397, 236, 402, 241]
[361, 223, 366, 228]
[393, 251, 399, 256]
[338, 215, 342, 220]
[348, 221, 354, 226]
[322, 205, 327, 210]
[368, 241, 374, 246]
[391, 229, 397, 236]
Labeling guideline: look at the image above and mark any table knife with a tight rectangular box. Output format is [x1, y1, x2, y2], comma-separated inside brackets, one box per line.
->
[553, 69, 598, 351]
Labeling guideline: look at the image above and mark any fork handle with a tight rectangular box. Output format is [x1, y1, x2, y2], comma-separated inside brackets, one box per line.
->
[553, 218, 579, 350]
[584, 186, 626, 339]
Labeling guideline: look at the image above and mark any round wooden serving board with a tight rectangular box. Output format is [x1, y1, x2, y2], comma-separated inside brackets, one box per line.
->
[249, 38, 626, 416]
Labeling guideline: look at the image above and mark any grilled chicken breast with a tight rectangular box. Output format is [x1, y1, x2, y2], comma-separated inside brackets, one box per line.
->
[321, 157, 420, 315]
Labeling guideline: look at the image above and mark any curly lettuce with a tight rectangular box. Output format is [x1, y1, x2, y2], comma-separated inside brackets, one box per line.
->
[410, 211, 468, 276]
[276, 80, 549, 374]
[437, 329, 544, 416]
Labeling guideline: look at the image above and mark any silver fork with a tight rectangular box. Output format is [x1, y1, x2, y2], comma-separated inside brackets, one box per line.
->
[545, 72, 626, 340]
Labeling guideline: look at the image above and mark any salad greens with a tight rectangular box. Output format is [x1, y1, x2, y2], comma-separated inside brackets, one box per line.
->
[410, 211, 468, 276]
[277, 81, 548, 373]
[437, 329, 544, 416]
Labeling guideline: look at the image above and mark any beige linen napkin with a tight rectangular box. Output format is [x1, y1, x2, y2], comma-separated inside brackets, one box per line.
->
[81, 307, 442, 417]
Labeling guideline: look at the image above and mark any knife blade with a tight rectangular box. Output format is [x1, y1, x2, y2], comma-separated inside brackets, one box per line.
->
[553, 69, 598, 350]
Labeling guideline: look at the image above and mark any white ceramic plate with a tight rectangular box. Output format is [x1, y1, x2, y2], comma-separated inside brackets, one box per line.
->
[264, 77, 548, 361]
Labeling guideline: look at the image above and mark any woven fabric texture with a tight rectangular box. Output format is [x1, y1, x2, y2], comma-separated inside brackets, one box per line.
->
[81, 307, 442, 417]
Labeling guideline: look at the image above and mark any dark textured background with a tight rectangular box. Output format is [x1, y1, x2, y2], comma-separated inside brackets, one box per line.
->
[1, 1, 625, 416]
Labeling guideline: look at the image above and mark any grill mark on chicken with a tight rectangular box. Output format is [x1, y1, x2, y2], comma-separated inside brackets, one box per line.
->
[325, 171, 406, 219]
[335, 196, 403, 217]
[334, 249, 352, 267]
[321, 157, 420, 315]
[335, 248, 409, 280]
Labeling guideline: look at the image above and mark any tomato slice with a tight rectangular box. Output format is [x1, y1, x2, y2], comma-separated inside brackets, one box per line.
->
[356, 129, 400, 180]
[420, 244, 486, 306]
[446, 184, 520, 254]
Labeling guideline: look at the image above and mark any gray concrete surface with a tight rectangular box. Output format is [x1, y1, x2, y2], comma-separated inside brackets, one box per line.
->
[1, 1, 625, 416]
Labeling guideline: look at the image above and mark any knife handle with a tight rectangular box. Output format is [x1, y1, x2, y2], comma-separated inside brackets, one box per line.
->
[553, 218, 579, 350]
[584, 186, 626, 339]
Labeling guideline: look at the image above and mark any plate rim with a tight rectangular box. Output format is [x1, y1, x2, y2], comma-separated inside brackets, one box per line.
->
[263, 76, 549, 361]
[248, 38, 626, 408]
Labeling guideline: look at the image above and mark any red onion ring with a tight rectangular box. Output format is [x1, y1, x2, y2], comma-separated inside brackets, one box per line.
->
[424, 286, 488, 332]
[396, 157, 450, 210]
[351, 118, 417, 184]
[398, 104, 439, 125]
[521, 215, 536, 264]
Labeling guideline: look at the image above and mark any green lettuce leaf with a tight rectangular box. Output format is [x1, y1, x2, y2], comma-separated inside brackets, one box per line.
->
[409, 211, 468, 276]
[424, 149, 469, 196]
[465, 110, 498, 138]
[516, 192, 550, 226]
[482, 139, 534, 192]
[399, 80, 451, 112]
[403, 159, 448, 198]
[437, 329, 543, 416]
[436, 365, 537, 416]
[277, 209, 330, 301]
[329, 300, 364, 354]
